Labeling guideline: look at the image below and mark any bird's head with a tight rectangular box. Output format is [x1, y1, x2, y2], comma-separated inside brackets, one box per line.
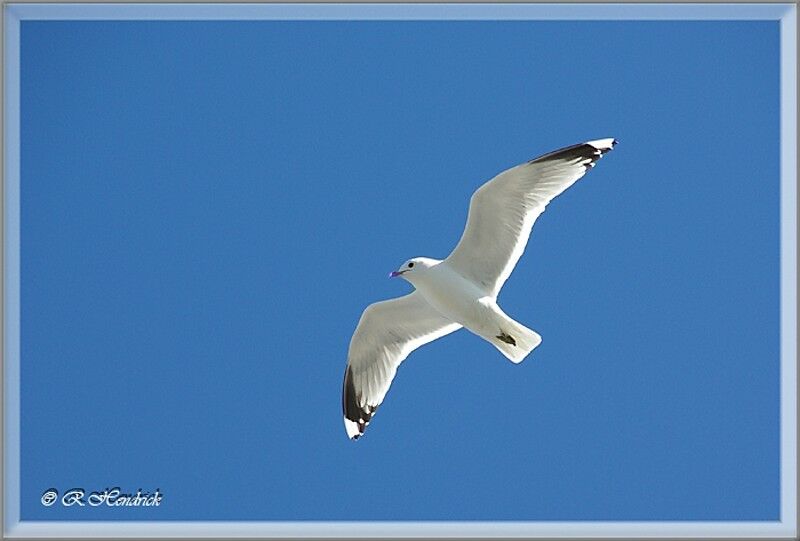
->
[389, 257, 439, 281]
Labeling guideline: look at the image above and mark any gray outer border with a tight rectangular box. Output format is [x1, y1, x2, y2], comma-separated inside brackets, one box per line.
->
[2, 3, 796, 539]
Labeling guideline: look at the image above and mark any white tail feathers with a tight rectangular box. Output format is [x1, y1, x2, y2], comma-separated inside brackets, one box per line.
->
[491, 319, 542, 364]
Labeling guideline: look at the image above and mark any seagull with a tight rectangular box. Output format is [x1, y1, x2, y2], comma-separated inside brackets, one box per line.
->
[342, 138, 617, 439]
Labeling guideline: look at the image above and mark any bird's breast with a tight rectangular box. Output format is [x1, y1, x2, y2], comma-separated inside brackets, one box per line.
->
[413, 264, 491, 327]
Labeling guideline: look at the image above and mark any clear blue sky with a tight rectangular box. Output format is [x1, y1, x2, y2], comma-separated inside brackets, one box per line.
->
[20, 20, 779, 520]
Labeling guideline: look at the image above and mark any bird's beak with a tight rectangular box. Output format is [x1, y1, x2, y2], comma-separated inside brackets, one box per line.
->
[389, 270, 407, 278]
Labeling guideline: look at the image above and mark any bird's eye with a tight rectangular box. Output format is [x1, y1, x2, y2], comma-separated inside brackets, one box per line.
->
[408, 262, 415, 268]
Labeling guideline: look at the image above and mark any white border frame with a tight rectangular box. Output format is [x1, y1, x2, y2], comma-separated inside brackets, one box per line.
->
[3, 3, 796, 539]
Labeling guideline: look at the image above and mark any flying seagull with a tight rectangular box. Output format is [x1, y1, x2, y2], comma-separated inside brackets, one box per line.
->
[342, 138, 617, 439]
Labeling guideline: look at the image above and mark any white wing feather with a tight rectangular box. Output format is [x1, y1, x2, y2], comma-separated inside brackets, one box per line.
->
[445, 138, 617, 297]
[342, 291, 461, 439]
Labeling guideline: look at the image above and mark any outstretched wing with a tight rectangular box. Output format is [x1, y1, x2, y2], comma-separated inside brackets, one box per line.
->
[343, 291, 461, 439]
[445, 138, 617, 297]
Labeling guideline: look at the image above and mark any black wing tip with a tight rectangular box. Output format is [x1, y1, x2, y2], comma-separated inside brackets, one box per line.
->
[529, 137, 617, 167]
[342, 366, 375, 440]
[586, 137, 617, 150]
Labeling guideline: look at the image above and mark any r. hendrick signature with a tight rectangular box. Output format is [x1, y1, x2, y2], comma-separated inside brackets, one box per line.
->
[41, 487, 163, 507]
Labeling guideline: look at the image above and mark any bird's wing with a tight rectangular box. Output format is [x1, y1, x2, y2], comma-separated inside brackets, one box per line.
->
[444, 138, 617, 297]
[343, 291, 461, 439]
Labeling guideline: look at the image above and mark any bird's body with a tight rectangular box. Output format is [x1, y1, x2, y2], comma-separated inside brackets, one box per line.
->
[405, 258, 484, 330]
[342, 138, 618, 439]
[402, 259, 539, 363]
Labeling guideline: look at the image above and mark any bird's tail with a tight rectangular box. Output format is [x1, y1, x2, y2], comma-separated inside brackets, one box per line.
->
[491, 317, 542, 364]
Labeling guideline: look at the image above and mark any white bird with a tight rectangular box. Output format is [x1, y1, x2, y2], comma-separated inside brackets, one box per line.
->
[342, 138, 617, 439]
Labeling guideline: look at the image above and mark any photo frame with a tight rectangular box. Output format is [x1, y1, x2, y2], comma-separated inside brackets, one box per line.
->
[3, 3, 796, 538]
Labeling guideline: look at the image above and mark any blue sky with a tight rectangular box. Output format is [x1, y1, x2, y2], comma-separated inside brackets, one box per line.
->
[20, 19, 779, 520]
